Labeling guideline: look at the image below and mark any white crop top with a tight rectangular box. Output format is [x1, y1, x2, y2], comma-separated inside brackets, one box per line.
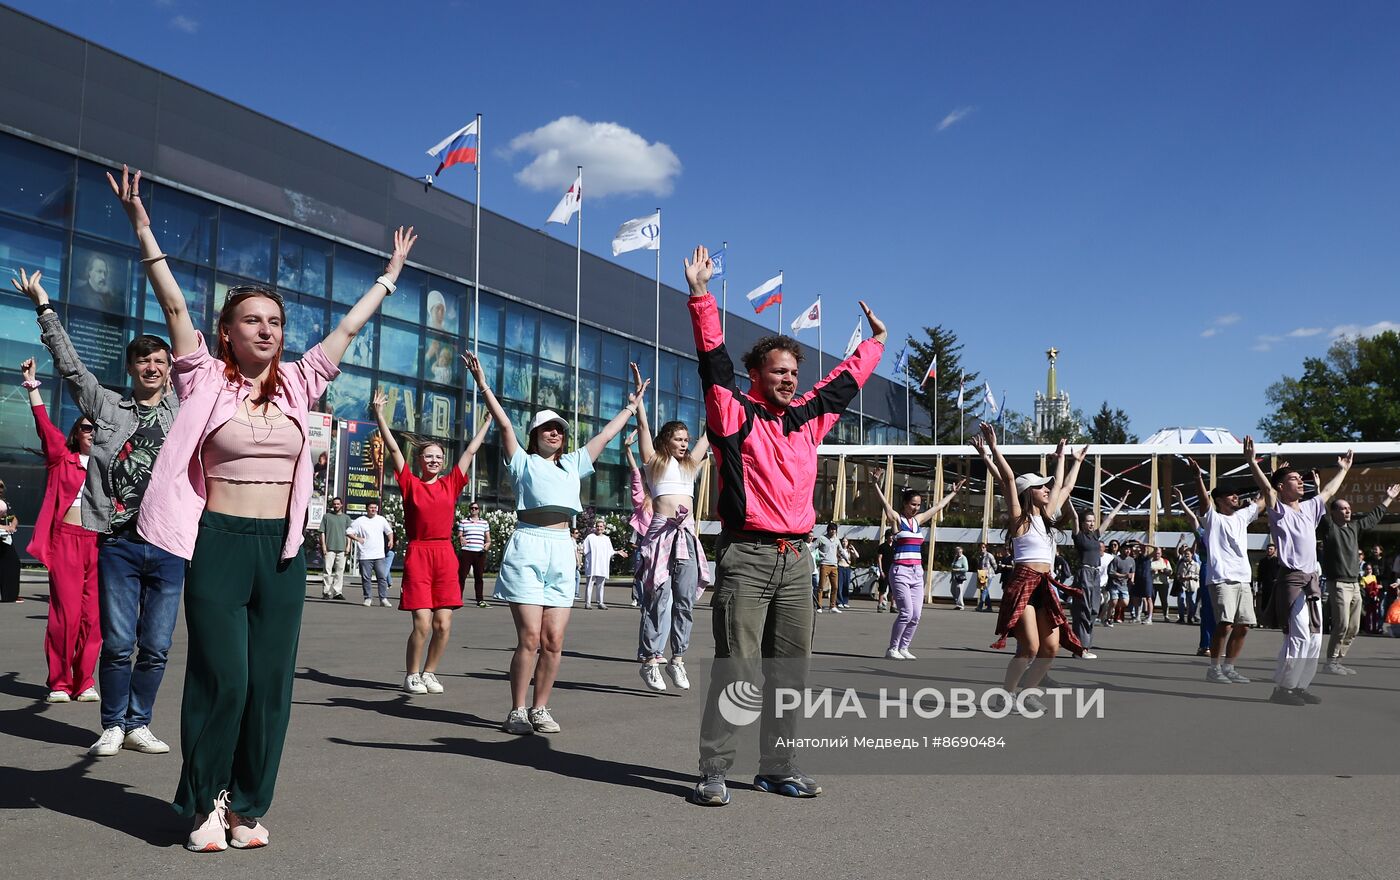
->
[1011, 515, 1055, 564]
[648, 457, 698, 498]
[70, 454, 90, 508]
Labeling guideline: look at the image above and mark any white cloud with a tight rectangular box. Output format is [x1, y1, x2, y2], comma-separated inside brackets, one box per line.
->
[1330, 320, 1400, 339]
[1200, 313, 1241, 338]
[505, 116, 681, 198]
[1252, 319, 1398, 353]
[1200, 328, 1219, 339]
[1286, 327, 1324, 338]
[937, 106, 975, 132]
[169, 14, 199, 33]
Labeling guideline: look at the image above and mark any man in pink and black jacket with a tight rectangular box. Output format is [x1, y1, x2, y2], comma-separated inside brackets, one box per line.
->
[684, 245, 886, 806]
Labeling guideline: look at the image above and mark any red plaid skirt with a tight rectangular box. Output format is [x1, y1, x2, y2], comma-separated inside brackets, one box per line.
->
[991, 564, 1085, 656]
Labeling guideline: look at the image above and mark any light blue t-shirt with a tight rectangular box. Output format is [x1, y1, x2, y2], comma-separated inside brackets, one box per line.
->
[508, 448, 595, 515]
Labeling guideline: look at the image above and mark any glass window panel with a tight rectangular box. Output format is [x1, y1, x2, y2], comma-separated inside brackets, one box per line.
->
[331, 245, 380, 306]
[600, 335, 627, 379]
[0, 217, 65, 300]
[503, 306, 537, 354]
[502, 352, 534, 403]
[423, 333, 458, 386]
[281, 294, 327, 356]
[428, 281, 464, 337]
[593, 464, 621, 508]
[420, 388, 456, 439]
[69, 239, 136, 316]
[476, 294, 501, 347]
[217, 210, 275, 282]
[379, 322, 421, 378]
[0, 299, 55, 373]
[578, 326, 600, 374]
[658, 393, 679, 426]
[330, 307, 376, 369]
[0, 133, 73, 226]
[539, 315, 570, 364]
[536, 362, 570, 412]
[600, 378, 625, 415]
[376, 379, 418, 432]
[325, 369, 372, 421]
[629, 342, 652, 376]
[678, 357, 700, 398]
[474, 345, 501, 393]
[153, 186, 216, 267]
[142, 260, 211, 330]
[658, 352, 680, 397]
[64, 307, 135, 387]
[577, 374, 598, 418]
[383, 267, 424, 324]
[74, 160, 138, 246]
[678, 398, 701, 433]
[277, 228, 330, 296]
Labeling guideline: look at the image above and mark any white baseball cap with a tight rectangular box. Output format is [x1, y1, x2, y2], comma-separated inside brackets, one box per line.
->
[529, 409, 569, 435]
[1014, 473, 1053, 493]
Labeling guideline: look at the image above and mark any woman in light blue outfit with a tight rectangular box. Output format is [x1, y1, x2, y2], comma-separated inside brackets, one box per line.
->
[464, 351, 643, 735]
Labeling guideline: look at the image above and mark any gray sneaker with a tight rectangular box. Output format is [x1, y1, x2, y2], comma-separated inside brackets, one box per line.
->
[501, 707, 533, 735]
[1322, 660, 1353, 676]
[529, 706, 560, 733]
[1223, 668, 1251, 684]
[691, 772, 730, 806]
[1206, 666, 1231, 684]
[1018, 692, 1048, 715]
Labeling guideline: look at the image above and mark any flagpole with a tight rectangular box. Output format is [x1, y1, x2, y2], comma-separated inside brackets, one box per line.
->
[573, 165, 582, 449]
[959, 371, 964, 446]
[904, 359, 911, 443]
[816, 295, 823, 378]
[653, 207, 661, 425]
[777, 269, 783, 335]
[933, 361, 938, 445]
[470, 112, 482, 501]
[859, 385, 865, 444]
[720, 240, 728, 337]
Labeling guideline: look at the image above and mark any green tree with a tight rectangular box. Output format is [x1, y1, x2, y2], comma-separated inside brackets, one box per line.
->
[1088, 402, 1139, 444]
[1259, 331, 1400, 441]
[904, 326, 979, 443]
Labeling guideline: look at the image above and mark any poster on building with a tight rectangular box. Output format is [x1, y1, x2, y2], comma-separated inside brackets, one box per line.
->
[339, 419, 386, 517]
[306, 412, 335, 529]
[1334, 468, 1400, 512]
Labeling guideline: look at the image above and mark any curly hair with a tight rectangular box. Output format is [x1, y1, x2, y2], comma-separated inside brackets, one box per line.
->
[741, 335, 805, 373]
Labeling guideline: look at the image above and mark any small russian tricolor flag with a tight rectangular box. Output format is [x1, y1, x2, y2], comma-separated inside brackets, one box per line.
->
[427, 120, 479, 175]
[745, 272, 783, 314]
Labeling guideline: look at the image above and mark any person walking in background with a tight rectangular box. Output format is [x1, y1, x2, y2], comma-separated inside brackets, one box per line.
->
[875, 529, 895, 612]
[318, 497, 350, 600]
[1318, 484, 1396, 675]
[814, 523, 840, 613]
[19, 357, 100, 704]
[348, 501, 394, 607]
[582, 521, 626, 610]
[0, 479, 20, 604]
[456, 500, 491, 608]
[836, 536, 858, 611]
[949, 546, 968, 610]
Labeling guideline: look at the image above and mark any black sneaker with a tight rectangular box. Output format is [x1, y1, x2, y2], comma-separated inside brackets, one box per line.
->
[1269, 687, 1306, 706]
[754, 765, 823, 798]
[691, 772, 730, 806]
[1292, 688, 1322, 705]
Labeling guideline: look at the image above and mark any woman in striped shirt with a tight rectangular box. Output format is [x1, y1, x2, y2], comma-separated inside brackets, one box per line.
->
[869, 469, 966, 659]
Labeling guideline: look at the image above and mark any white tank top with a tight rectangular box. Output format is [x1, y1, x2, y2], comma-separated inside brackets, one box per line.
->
[1012, 515, 1055, 564]
[649, 457, 697, 498]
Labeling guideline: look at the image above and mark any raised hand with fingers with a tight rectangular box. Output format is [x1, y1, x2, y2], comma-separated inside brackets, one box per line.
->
[370, 389, 388, 413]
[1242, 435, 1255, 461]
[857, 300, 887, 344]
[460, 350, 487, 387]
[683, 245, 712, 295]
[10, 268, 50, 306]
[1054, 439, 1067, 459]
[105, 164, 150, 229]
[386, 226, 418, 277]
[1387, 484, 1400, 502]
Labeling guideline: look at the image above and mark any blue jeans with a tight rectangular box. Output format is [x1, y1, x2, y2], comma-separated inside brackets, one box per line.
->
[97, 535, 185, 731]
[837, 566, 851, 605]
[1198, 584, 1216, 651]
[359, 556, 391, 600]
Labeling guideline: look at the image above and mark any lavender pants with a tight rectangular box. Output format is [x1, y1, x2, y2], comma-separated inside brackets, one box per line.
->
[888, 564, 925, 651]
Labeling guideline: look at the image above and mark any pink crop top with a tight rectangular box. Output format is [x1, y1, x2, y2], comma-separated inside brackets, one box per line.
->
[202, 411, 302, 484]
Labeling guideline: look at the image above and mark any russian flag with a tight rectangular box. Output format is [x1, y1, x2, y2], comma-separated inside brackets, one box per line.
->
[745, 272, 783, 314]
[919, 355, 937, 390]
[427, 120, 479, 175]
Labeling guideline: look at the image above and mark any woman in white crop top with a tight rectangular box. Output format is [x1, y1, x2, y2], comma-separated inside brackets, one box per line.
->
[464, 350, 644, 735]
[630, 363, 711, 692]
[971, 422, 1090, 712]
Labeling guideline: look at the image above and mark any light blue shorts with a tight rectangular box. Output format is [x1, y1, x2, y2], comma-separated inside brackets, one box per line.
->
[494, 524, 577, 607]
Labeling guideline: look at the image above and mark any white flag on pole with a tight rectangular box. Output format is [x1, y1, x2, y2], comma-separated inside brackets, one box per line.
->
[790, 299, 821, 332]
[843, 320, 862, 358]
[546, 174, 581, 225]
[611, 211, 661, 256]
[983, 381, 999, 417]
[956, 375, 965, 410]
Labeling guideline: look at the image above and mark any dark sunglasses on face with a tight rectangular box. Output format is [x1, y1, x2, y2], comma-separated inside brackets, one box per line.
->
[78, 424, 95, 433]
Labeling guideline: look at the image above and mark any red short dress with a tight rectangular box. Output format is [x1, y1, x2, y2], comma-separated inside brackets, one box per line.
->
[396, 465, 468, 611]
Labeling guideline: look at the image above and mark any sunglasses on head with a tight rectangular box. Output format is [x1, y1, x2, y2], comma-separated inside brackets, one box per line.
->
[226, 285, 284, 305]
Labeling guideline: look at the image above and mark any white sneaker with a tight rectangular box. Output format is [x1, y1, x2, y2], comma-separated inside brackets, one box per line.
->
[404, 673, 428, 695]
[75, 687, 100, 702]
[898, 648, 917, 660]
[816, 608, 825, 614]
[45, 690, 71, 703]
[1080, 651, 1098, 659]
[1144, 618, 1153, 625]
[185, 790, 230, 853]
[640, 663, 667, 692]
[597, 603, 609, 610]
[501, 707, 533, 735]
[885, 648, 905, 660]
[379, 598, 394, 607]
[122, 725, 170, 754]
[363, 598, 373, 607]
[420, 672, 444, 694]
[832, 607, 844, 614]
[89, 725, 125, 757]
[666, 657, 691, 690]
[529, 706, 561, 733]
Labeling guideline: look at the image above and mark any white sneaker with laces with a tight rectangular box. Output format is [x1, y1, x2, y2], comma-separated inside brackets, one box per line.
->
[640, 663, 667, 691]
[75, 687, 100, 702]
[420, 672, 444, 694]
[123, 725, 170, 754]
[832, 607, 844, 614]
[666, 657, 691, 690]
[379, 598, 394, 607]
[363, 598, 373, 607]
[404, 673, 428, 695]
[529, 706, 561, 733]
[501, 707, 533, 735]
[186, 790, 230, 853]
[885, 648, 904, 660]
[898, 648, 917, 660]
[1080, 651, 1098, 659]
[89, 725, 125, 757]
[45, 690, 70, 703]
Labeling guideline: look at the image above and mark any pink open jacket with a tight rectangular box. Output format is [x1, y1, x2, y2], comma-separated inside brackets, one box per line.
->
[138, 333, 339, 561]
[25, 403, 90, 567]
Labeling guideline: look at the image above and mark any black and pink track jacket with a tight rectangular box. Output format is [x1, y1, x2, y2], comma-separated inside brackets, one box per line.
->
[689, 291, 883, 537]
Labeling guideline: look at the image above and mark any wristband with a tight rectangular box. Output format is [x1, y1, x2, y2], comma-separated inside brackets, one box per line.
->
[375, 275, 397, 295]
[35, 303, 54, 317]
[22, 379, 41, 390]
[140, 253, 168, 265]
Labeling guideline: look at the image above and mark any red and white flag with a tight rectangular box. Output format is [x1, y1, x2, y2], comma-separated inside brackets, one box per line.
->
[790, 298, 821, 332]
[547, 173, 581, 225]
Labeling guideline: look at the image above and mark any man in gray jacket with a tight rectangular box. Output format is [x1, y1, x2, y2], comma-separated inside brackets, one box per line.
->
[1319, 483, 1398, 675]
[19, 271, 184, 758]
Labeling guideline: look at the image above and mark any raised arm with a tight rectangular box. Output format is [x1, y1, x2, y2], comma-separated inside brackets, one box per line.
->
[369, 389, 408, 478]
[107, 166, 198, 357]
[21, 358, 66, 465]
[462, 350, 520, 462]
[630, 363, 657, 464]
[455, 416, 493, 476]
[867, 467, 902, 524]
[321, 226, 417, 365]
[14, 271, 119, 420]
[916, 478, 968, 526]
[974, 422, 1019, 520]
[20, 358, 43, 409]
[584, 370, 647, 462]
[1185, 457, 1213, 517]
[1173, 487, 1201, 531]
[1099, 496, 1128, 533]
[1048, 443, 1089, 515]
[1317, 450, 1355, 504]
[686, 430, 710, 468]
[1241, 436, 1275, 511]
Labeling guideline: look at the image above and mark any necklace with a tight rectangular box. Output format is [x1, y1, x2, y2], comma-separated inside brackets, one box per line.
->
[244, 398, 283, 444]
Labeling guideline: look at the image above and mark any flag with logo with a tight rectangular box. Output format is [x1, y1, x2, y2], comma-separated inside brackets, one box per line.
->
[709, 245, 727, 279]
[547, 174, 581, 225]
[612, 212, 660, 256]
[983, 382, 999, 417]
[843, 321, 862, 358]
[790, 299, 821, 332]
[426, 120, 479, 175]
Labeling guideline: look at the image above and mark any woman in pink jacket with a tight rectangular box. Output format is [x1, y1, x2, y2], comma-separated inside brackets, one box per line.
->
[15, 355, 99, 704]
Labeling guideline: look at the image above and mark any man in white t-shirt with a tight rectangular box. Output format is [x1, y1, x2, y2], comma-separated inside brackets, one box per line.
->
[1187, 457, 1264, 685]
[581, 521, 625, 610]
[348, 501, 395, 607]
[1244, 438, 1354, 706]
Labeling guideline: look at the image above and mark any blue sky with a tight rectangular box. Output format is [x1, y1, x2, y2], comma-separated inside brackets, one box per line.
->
[13, 0, 1400, 439]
